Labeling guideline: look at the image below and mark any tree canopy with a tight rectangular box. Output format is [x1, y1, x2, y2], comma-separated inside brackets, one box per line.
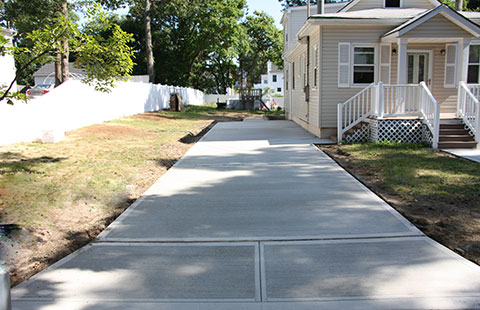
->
[0, 3, 135, 103]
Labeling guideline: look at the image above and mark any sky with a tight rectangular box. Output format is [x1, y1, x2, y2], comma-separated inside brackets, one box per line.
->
[246, 0, 285, 28]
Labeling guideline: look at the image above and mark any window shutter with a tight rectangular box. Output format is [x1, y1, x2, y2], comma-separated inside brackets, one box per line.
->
[338, 43, 351, 88]
[380, 44, 391, 84]
[445, 43, 458, 88]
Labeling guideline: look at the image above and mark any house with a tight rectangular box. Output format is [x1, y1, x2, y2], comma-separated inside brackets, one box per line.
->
[33, 62, 86, 86]
[0, 27, 16, 90]
[283, 0, 480, 149]
[253, 61, 285, 96]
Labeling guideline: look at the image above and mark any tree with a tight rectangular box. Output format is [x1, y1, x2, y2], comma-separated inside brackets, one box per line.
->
[0, 4, 135, 104]
[238, 11, 283, 88]
[278, 0, 347, 9]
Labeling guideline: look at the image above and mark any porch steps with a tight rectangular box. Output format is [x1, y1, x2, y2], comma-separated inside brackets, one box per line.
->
[438, 120, 477, 149]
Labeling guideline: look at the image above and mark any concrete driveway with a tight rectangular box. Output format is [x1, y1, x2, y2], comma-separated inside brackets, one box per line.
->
[12, 119, 480, 309]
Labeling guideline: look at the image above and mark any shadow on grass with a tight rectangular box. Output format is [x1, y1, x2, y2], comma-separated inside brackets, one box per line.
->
[0, 152, 67, 175]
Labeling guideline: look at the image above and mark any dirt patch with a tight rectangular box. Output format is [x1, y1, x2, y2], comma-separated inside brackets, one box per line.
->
[2, 109, 262, 287]
[319, 144, 480, 266]
[74, 124, 151, 139]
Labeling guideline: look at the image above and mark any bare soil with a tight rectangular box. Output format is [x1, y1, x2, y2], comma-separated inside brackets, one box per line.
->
[1, 110, 260, 286]
[319, 144, 480, 266]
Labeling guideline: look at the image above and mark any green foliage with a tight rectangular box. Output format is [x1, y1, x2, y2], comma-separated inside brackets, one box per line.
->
[239, 11, 283, 87]
[0, 3, 135, 103]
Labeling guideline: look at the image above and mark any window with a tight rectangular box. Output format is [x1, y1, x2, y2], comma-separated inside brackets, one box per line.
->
[273, 75, 277, 82]
[313, 45, 319, 87]
[353, 47, 375, 84]
[264, 79, 268, 84]
[277, 87, 282, 92]
[468, 45, 480, 83]
[385, 0, 400, 8]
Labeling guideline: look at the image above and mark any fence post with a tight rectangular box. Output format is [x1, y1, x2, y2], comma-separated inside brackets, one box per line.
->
[458, 81, 464, 119]
[476, 102, 480, 145]
[377, 82, 384, 118]
[0, 265, 11, 310]
[337, 104, 343, 143]
[433, 101, 441, 149]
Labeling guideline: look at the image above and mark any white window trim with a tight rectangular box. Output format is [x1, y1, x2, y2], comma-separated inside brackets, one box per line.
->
[445, 43, 458, 88]
[383, 0, 402, 8]
[467, 44, 480, 84]
[352, 44, 378, 88]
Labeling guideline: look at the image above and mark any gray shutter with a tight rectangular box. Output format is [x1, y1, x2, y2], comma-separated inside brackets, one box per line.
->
[338, 42, 351, 88]
[445, 43, 458, 88]
[380, 44, 391, 84]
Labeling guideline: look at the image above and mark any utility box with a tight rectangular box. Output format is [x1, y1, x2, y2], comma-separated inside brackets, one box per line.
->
[41, 129, 65, 143]
[170, 94, 184, 112]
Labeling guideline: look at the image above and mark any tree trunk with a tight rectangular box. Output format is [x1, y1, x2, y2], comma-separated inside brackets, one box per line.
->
[55, 53, 62, 87]
[60, 0, 69, 83]
[55, 0, 69, 86]
[456, 0, 464, 11]
[144, 0, 155, 83]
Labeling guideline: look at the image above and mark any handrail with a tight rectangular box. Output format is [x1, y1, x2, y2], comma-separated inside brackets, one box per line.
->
[337, 83, 376, 143]
[419, 81, 440, 149]
[459, 82, 480, 142]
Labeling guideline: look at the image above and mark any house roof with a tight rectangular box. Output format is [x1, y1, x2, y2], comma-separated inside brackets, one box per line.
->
[34, 62, 86, 77]
[382, 4, 480, 40]
[309, 8, 428, 20]
[338, 0, 441, 12]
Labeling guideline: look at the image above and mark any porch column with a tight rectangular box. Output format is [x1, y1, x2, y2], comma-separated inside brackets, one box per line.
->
[460, 38, 471, 83]
[397, 38, 408, 84]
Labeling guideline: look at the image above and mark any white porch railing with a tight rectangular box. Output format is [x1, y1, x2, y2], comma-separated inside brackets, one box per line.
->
[338, 82, 441, 148]
[459, 82, 480, 143]
[337, 83, 376, 143]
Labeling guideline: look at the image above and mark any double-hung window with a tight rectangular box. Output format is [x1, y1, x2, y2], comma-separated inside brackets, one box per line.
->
[468, 45, 480, 83]
[353, 46, 375, 85]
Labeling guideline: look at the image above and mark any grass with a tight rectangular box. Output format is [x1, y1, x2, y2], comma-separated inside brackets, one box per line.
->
[321, 142, 480, 265]
[337, 142, 480, 203]
[0, 105, 262, 284]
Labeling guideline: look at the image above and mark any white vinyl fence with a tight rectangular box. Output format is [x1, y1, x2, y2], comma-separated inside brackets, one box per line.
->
[0, 80, 205, 146]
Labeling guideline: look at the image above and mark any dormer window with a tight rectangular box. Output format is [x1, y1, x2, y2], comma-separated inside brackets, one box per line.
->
[385, 0, 401, 8]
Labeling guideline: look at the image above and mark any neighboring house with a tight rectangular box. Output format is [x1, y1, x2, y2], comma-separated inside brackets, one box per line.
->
[283, 0, 480, 149]
[0, 27, 16, 90]
[33, 62, 86, 85]
[253, 61, 285, 96]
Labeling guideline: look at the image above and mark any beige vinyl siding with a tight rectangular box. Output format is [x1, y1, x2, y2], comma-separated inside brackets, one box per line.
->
[291, 49, 309, 122]
[320, 25, 390, 128]
[349, 0, 435, 11]
[390, 43, 458, 113]
[308, 31, 321, 128]
[404, 14, 472, 38]
[289, 10, 308, 49]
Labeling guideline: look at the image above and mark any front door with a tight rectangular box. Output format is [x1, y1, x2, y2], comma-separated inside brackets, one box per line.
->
[407, 53, 430, 86]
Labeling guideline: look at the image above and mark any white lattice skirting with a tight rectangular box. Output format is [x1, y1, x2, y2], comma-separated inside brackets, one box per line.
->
[345, 119, 432, 145]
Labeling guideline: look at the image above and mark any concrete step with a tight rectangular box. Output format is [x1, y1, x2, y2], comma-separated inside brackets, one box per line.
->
[439, 135, 474, 142]
[438, 141, 478, 149]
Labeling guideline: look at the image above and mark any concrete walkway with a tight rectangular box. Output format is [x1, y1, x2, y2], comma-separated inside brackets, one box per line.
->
[12, 119, 480, 310]
[443, 148, 480, 163]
